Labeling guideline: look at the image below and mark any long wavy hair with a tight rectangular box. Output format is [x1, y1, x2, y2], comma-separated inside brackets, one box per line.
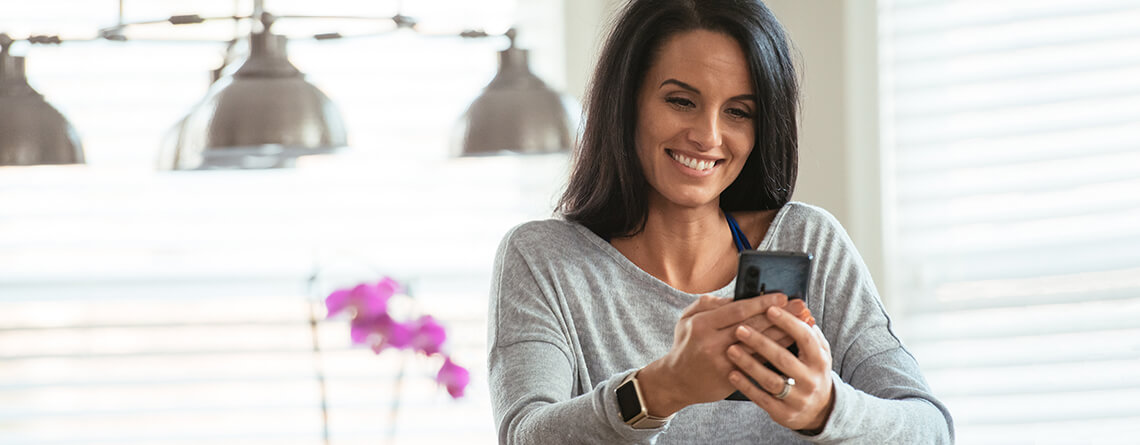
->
[556, 0, 800, 240]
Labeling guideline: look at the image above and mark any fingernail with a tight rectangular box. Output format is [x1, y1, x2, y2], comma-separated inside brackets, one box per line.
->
[768, 306, 782, 317]
[728, 345, 741, 358]
[737, 325, 752, 337]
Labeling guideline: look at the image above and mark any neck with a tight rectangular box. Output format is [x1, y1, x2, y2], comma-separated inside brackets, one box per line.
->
[611, 196, 738, 293]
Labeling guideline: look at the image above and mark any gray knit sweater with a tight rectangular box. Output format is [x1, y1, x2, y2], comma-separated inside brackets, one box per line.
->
[487, 202, 954, 444]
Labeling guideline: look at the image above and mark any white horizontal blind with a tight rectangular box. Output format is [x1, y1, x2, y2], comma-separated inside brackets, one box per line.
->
[881, 1, 1140, 443]
[0, 155, 570, 444]
[0, 0, 570, 443]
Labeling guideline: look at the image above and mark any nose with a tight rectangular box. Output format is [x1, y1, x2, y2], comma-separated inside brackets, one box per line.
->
[687, 109, 722, 151]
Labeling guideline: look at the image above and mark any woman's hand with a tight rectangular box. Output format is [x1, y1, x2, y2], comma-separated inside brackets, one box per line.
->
[742, 298, 804, 350]
[726, 305, 836, 433]
[636, 293, 791, 417]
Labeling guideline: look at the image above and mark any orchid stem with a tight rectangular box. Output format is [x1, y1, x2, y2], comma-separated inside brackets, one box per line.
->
[387, 352, 408, 445]
[307, 277, 332, 445]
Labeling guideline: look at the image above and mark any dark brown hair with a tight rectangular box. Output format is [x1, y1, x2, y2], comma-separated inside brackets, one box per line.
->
[557, 0, 799, 239]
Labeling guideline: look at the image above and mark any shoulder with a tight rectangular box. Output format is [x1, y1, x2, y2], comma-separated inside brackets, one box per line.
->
[501, 218, 588, 249]
[493, 218, 622, 295]
[778, 202, 846, 234]
[767, 202, 856, 255]
[497, 218, 605, 261]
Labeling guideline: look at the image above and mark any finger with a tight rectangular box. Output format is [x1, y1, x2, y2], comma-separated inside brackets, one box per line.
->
[741, 313, 796, 348]
[731, 344, 791, 368]
[727, 344, 788, 395]
[736, 343, 757, 356]
[761, 324, 798, 349]
[784, 299, 806, 315]
[757, 325, 793, 348]
[741, 315, 776, 333]
[703, 293, 788, 329]
[735, 323, 808, 378]
[765, 305, 826, 366]
[732, 329, 793, 365]
[742, 298, 800, 330]
[728, 369, 786, 414]
[680, 294, 730, 319]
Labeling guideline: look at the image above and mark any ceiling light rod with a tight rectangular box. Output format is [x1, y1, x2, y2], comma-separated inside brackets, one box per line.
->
[0, 32, 67, 49]
[93, 6, 502, 44]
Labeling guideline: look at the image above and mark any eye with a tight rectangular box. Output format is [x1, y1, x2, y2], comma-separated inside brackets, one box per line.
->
[726, 107, 753, 120]
[665, 97, 695, 109]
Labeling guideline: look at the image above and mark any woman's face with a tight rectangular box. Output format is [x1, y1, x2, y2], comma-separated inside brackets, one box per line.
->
[635, 29, 756, 211]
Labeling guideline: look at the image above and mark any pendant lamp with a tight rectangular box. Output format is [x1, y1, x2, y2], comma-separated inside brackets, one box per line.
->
[0, 45, 85, 166]
[454, 29, 580, 156]
[167, 30, 347, 169]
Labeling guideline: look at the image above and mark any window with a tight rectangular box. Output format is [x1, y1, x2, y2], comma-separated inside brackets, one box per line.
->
[881, 0, 1140, 443]
[0, 1, 567, 443]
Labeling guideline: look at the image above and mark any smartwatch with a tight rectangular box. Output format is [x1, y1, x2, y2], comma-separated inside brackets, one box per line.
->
[615, 370, 674, 429]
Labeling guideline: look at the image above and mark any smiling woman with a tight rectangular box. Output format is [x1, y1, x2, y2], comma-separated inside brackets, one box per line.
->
[486, 0, 954, 443]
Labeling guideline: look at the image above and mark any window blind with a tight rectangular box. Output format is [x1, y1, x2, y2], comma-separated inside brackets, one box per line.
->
[0, 1, 567, 443]
[880, 0, 1140, 443]
[0, 156, 569, 444]
[0, 157, 569, 444]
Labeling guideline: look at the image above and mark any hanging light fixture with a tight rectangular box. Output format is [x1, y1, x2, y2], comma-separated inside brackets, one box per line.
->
[167, 26, 347, 170]
[32, 0, 569, 167]
[454, 29, 580, 156]
[0, 34, 84, 166]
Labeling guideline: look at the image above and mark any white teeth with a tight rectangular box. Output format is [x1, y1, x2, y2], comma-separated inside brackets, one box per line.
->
[669, 151, 716, 171]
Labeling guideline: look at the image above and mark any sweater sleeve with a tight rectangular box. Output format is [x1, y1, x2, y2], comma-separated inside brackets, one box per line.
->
[487, 224, 670, 444]
[784, 206, 954, 444]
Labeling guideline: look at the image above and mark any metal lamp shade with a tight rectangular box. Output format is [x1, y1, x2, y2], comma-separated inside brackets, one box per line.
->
[0, 56, 84, 166]
[455, 47, 579, 156]
[168, 32, 346, 170]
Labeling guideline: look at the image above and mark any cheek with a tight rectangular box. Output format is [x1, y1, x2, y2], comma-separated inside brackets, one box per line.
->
[731, 123, 755, 146]
[633, 124, 652, 162]
[731, 127, 755, 160]
[633, 125, 658, 178]
[730, 132, 755, 177]
[642, 117, 684, 156]
[634, 110, 670, 158]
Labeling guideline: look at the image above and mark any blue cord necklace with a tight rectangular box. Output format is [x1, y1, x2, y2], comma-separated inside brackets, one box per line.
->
[725, 212, 752, 251]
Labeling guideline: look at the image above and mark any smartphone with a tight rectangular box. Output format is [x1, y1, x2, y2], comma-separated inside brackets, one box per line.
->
[726, 250, 813, 401]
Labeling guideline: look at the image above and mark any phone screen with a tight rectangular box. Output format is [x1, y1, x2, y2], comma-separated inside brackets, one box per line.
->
[733, 250, 812, 302]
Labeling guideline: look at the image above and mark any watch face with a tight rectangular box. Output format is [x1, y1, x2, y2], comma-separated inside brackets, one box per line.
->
[616, 380, 642, 421]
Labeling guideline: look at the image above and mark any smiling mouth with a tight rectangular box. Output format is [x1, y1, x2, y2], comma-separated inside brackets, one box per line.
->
[668, 150, 722, 171]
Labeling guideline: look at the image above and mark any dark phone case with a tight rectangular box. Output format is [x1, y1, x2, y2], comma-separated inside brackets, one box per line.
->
[726, 250, 813, 401]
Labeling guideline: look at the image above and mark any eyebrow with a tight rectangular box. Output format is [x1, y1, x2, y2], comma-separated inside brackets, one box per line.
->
[660, 78, 755, 102]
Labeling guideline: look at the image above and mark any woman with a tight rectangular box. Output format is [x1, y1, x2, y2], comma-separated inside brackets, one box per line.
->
[487, 0, 954, 443]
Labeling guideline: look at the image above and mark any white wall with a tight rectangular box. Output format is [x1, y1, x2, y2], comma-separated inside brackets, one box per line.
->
[562, 0, 621, 101]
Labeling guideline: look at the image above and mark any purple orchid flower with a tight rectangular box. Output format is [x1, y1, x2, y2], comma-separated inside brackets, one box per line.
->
[370, 318, 413, 353]
[349, 312, 415, 353]
[409, 315, 447, 356]
[327, 276, 467, 399]
[436, 357, 470, 399]
[325, 277, 400, 319]
[349, 312, 392, 343]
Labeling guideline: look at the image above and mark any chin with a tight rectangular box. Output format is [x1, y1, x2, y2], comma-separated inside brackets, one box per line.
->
[656, 188, 721, 210]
